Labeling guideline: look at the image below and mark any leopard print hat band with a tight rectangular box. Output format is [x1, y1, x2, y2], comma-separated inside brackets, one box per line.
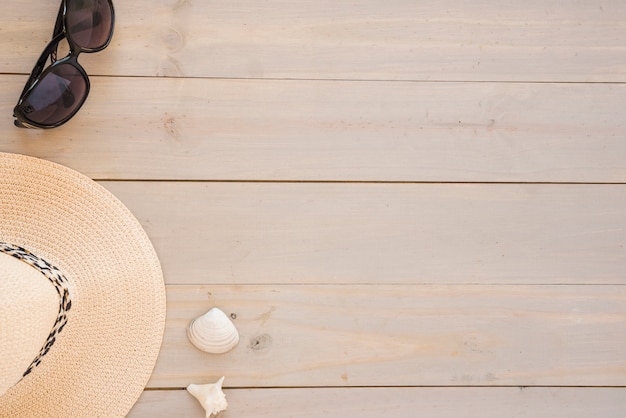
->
[0, 242, 72, 379]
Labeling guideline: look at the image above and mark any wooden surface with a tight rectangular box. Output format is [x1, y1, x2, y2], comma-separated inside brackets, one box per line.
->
[148, 284, 626, 388]
[2, 78, 626, 182]
[130, 388, 626, 417]
[102, 182, 626, 285]
[1, 0, 626, 416]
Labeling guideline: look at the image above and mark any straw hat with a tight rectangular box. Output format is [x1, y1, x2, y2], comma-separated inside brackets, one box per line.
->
[0, 153, 166, 417]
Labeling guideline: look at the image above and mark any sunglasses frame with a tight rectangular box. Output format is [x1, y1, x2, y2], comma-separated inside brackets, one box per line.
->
[14, 0, 115, 129]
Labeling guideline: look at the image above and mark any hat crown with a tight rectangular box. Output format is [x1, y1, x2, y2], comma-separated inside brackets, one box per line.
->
[0, 250, 60, 397]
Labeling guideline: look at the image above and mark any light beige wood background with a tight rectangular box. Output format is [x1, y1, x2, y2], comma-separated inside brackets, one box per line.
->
[1, 0, 625, 416]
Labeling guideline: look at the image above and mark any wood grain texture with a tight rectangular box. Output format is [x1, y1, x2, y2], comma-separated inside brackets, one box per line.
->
[100, 181, 626, 285]
[130, 387, 626, 418]
[148, 284, 626, 388]
[1, 77, 625, 182]
[2, 0, 625, 81]
[2, 0, 625, 415]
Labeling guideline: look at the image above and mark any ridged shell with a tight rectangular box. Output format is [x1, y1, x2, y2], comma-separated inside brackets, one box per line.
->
[187, 307, 239, 354]
[187, 376, 228, 418]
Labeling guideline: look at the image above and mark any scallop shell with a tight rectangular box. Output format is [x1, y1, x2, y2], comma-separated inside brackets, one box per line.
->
[187, 307, 239, 354]
[187, 376, 228, 418]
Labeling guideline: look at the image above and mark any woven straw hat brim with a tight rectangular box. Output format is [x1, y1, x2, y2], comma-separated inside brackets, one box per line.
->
[0, 153, 166, 418]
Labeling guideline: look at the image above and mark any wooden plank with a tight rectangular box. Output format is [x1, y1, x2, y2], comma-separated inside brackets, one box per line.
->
[2, 1, 625, 81]
[2, 77, 626, 182]
[129, 387, 626, 417]
[99, 181, 626, 285]
[148, 284, 626, 388]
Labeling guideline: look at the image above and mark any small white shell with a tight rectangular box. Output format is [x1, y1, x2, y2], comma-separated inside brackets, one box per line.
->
[187, 376, 228, 418]
[187, 307, 239, 354]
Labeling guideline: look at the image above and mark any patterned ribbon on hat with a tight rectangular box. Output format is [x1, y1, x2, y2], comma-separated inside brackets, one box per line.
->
[0, 242, 72, 377]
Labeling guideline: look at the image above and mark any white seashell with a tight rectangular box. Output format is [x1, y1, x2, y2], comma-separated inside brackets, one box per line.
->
[187, 376, 228, 418]
[187, 307, 239, 354]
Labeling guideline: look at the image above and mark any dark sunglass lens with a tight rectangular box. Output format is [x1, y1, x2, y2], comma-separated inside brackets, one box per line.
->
[66, 0, 113, 49]
[20, 64, 88, 126]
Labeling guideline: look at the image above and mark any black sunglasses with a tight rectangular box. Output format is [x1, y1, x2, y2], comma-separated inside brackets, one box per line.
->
[13, 0, 115, 129]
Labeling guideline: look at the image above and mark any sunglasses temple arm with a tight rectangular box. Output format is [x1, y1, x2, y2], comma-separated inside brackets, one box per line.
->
[50, 0, 66, 63]
[17, 33, 65, 99]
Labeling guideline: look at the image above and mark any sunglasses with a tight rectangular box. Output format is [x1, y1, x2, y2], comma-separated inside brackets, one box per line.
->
[13, 0, 115, 129]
